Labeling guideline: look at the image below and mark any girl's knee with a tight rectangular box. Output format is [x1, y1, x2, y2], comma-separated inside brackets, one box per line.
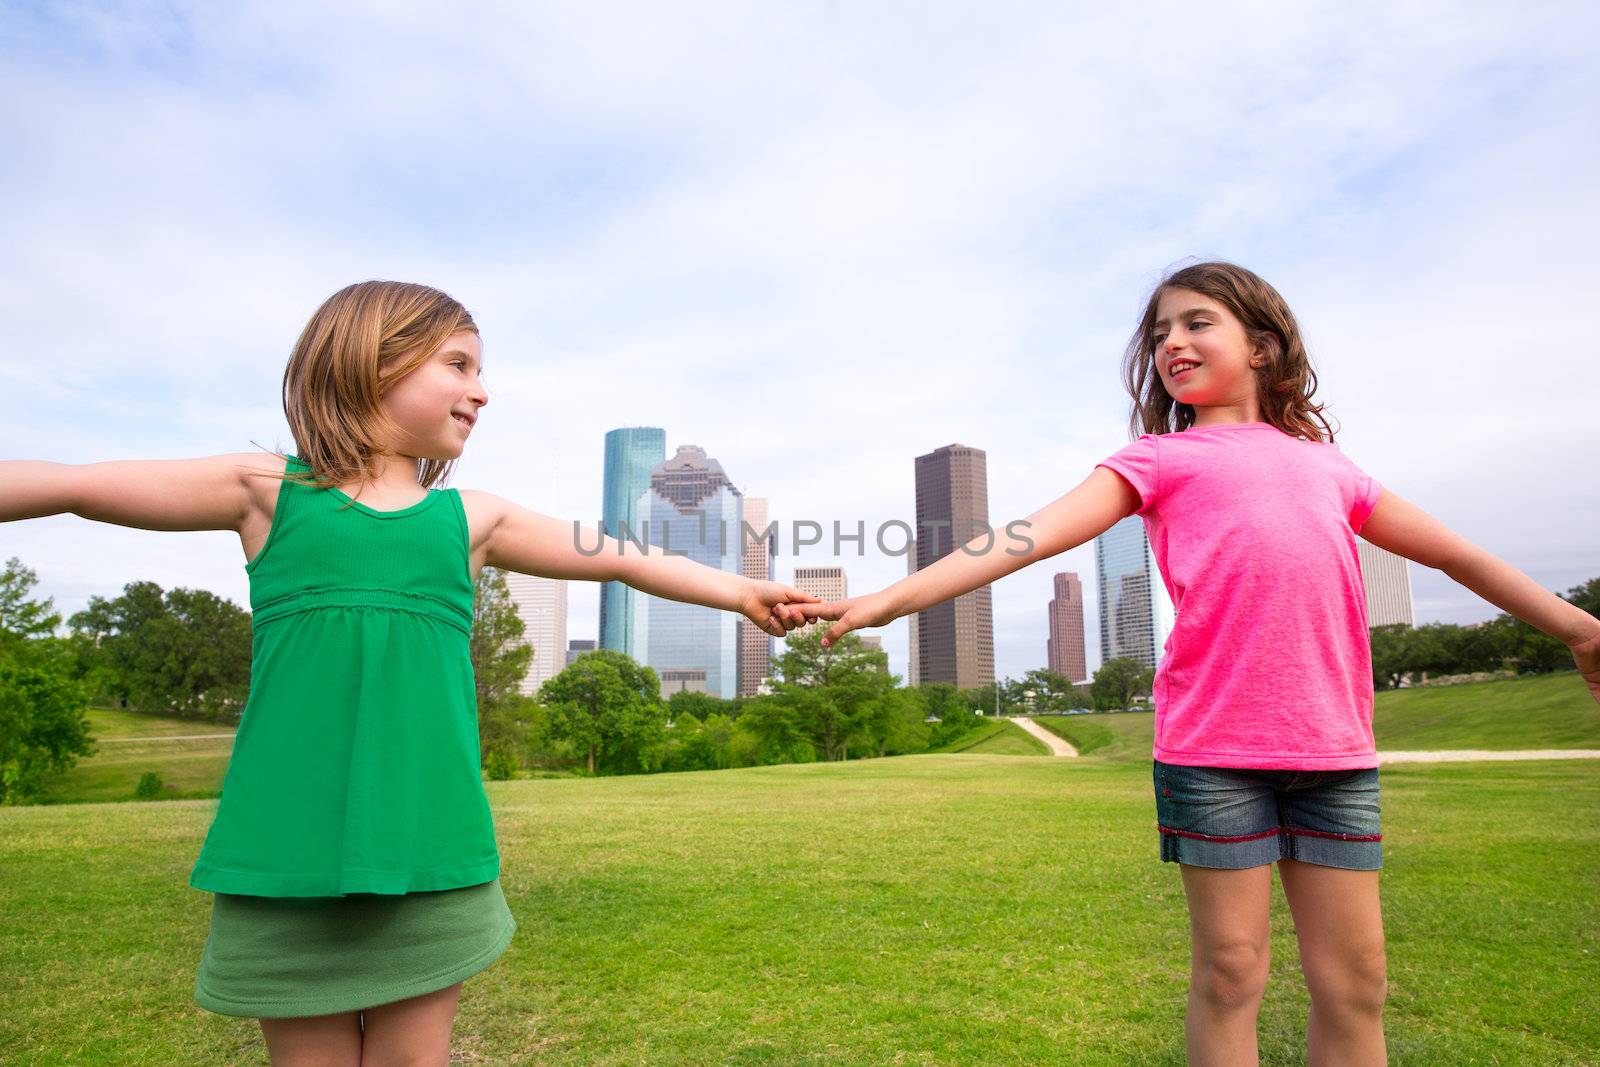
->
[1192, 940, 1271, 1011]
[1306, 940, 1388, 1016]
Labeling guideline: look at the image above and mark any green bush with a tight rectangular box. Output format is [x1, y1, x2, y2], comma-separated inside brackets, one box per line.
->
[483, 744, 521, 781]
[134, 772, 164, 800]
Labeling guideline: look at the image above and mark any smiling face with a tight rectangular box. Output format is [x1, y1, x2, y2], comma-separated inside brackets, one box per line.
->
[378, 330, 488, 461]
[1151, 287, 1264, 423]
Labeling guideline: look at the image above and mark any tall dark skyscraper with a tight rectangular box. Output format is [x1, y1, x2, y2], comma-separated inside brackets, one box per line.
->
[599, 427, 666, 655]
[912, 443, 995, 689]
[1046, 571, 1087, 683]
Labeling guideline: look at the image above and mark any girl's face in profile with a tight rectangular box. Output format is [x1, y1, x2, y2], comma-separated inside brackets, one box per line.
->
[1151, 287, 1262, 412]
[379, 330, 489, 461]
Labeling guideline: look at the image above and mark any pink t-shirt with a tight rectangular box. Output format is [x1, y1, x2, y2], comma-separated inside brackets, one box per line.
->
[1096, 421, 1383, 770]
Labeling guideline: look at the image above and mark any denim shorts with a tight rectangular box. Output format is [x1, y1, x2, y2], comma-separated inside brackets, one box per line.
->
[1153, 760, 1383, 870]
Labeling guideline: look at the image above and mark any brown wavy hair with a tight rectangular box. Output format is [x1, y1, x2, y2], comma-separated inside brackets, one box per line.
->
[1122, 261, 1335, 442]
[272, 281, 478, 492]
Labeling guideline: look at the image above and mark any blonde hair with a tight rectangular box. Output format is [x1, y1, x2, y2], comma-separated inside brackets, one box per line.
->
[1122, 262, 1335, 443]
[275, 280, 478, 491]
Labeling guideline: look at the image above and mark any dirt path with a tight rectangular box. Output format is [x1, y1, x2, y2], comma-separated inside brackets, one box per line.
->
[1008, 717, 1078, 757]
[1376, 749, 1600, 764]
[95, 734, 235, 743]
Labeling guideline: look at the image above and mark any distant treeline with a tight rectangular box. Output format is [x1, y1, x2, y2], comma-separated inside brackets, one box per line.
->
[1, 559, 1594, 799]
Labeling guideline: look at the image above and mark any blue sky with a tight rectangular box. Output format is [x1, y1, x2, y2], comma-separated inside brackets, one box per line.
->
[3, 2, 1598, 682]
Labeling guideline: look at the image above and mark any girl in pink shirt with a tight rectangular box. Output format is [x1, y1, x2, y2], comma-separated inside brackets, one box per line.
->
[801, 262, 1600, 1065]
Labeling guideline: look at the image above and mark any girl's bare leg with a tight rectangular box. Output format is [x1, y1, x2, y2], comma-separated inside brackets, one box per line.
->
[1277, 860, 1387, 1066]
[1181, 863, 1273, 1067]
[258, 1011, 361, 1067]
[358, 981, 463, 1067]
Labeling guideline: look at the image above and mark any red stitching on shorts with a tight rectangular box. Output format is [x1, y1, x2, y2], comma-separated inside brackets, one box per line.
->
[1286, 827, 1383, 842]
[1158, 825, 1280, 844]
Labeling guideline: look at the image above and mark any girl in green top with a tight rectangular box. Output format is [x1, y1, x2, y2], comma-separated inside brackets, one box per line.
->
[0, 280, 818, 1062]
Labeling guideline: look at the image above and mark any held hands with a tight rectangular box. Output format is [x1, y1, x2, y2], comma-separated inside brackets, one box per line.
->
[792, 592, 896, 647]
[740, 580, 822, 638]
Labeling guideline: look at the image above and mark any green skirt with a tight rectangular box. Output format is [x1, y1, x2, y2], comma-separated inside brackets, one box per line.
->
[194, 879, 515, 1018]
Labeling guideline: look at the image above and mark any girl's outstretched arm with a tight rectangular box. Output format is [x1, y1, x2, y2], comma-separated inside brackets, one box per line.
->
[798, 466, 1139, 644]
[1360, 489, 1600, 702]
[0, 454, 275, 533]
[466, 493, 815, 638]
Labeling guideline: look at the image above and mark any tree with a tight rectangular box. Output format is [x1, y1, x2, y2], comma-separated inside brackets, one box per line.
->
[1018, 668, 1088, 713]
[69, 581, 251, 721]
[1, 659, 94, 804]
[1091, 657, 1154, 711]
[0, 561, 93, 803]
[471, 567, 534, 712]
[734, 693, 813, 764]
[1369, 624, 1412, 690]
[538, 649, 668, 774]
[666, 689, 732, 723]
[853, 686, 930, 757]
[770, 630, 893, 760]
[0, 558, 60, 650]
[920, 682, 980, 748]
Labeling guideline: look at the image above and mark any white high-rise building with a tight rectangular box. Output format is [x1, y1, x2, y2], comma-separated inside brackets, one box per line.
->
[503, 572, 568, 695]
[1356, 540, 1415, 627]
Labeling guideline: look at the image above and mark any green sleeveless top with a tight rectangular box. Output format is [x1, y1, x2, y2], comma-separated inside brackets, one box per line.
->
[189, 455, 499, 897]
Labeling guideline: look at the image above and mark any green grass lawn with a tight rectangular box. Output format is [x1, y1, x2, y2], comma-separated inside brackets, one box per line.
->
[35, 707, 237, 805]
[1031, 670, 1600, 762]
[934, 717, 1049, 756]
[2, 754, 1597, 1064]
[1368, 671, 1600, 750]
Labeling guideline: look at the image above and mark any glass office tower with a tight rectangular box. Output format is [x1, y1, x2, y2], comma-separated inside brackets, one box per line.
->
[632, 446, 744, 699]
[598, 427, 666, 655]
[1095, 515, 1176, 671]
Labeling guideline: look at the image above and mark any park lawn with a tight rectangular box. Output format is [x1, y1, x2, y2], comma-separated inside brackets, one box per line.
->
[35, 707, 237, 805]
[81, 706, 237, 740]
[1032, 670, 1600, 762]
[2, 755, 1596, 1065]
[1368, 670, 1598, 750]
[936, 717, 1049, 756]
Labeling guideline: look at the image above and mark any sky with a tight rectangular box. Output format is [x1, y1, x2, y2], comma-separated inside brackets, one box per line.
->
[2, 1, 1597, 684]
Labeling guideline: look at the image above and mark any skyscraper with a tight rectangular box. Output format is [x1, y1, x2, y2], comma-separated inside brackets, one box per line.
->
[599, 427, 666, 656]
[1046, 571, 1088, 683]
[1356, 540, 1415, 627]
[632, 445, 744, 699]
[738, 496, 776, 697]
[1095, 515, 1175, 672]
[503, 572, 568, 695]
[912, 444, 995, 689]
[565, 639, 596, 667]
